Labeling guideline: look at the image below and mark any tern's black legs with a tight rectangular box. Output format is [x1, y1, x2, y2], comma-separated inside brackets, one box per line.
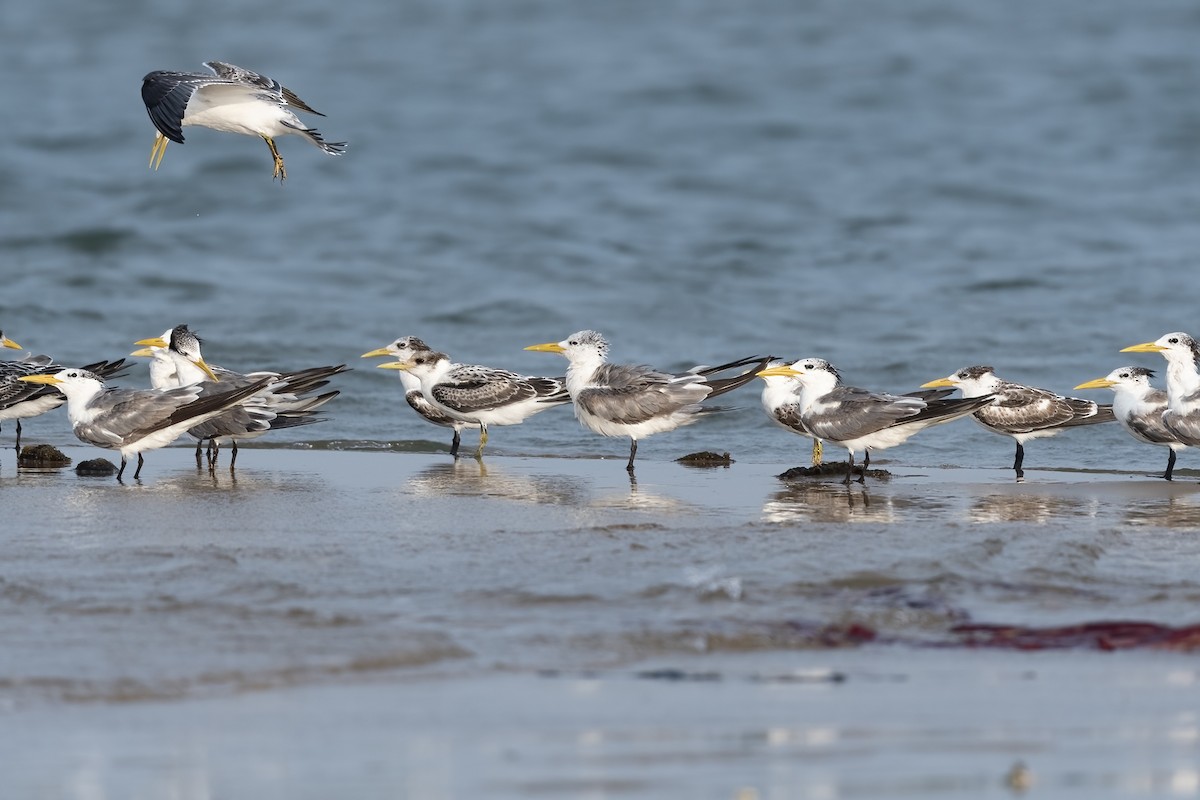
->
[14, 420, 22, 452]
[1013, 442, 1026, 481]
[449, 429, 461, 458]
[117, 453, 145, 480]
[1165, 449, 1177, 481]
[842, 453, 866, 485]
[230, 440, 239, 469]
[626, 440, 638, 472]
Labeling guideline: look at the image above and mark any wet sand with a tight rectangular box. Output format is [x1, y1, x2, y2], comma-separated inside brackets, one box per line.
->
[3, 447, 1200, 798]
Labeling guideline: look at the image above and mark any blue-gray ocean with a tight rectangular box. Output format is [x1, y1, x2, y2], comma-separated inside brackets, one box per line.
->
[5, 1, 1200, 798]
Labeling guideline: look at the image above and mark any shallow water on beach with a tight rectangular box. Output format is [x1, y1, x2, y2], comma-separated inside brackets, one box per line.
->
[5, 0, 1200, 796]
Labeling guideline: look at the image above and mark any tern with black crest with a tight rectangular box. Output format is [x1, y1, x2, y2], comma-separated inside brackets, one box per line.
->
[922, 366, 1114, 480]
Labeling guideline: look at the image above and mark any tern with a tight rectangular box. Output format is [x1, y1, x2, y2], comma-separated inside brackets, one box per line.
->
[141, 61, 345, 181]
[1075, 366, 1185, 480]
[525, 330, 771, 471]
[922, 366, 1114, 480]
[378, 350, 569, 459]
[1121, 332, 1200, 448]
[361, 336, 480, 456]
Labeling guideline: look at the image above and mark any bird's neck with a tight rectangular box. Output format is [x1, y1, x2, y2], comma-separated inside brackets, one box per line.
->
[565, 354, 605, 396]
[1165, 357, 1200, 406]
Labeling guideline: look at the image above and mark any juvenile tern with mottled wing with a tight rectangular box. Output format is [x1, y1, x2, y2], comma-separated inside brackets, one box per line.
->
[20, 368, 270, 479]
[378, 350, 569, 458]
[1121, 332, 1200, 448]
[1075, 366, 1185, 480]
[134, 325, 345, 465]
[142, 61, 345, 181]
[2, 332, 129, 451]
[361, 336, 480, 456]
[525, 330, 771, 471]
[922, 366, 1114, 480]
[758, 358, 994, 483]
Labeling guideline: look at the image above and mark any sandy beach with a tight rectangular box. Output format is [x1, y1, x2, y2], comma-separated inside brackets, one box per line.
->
[4, 447, 1200, 797]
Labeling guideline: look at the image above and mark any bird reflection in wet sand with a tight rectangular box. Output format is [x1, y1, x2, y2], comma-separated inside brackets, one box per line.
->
[967, 491, 1097, 524]
[407, 460, 588, 506]
[762, 483, 896, 524]
[1123, 493, 1200, 528]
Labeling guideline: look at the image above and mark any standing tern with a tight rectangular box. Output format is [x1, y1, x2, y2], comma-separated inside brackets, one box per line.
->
[757, 358, 994, 484]
[20, 368, 271, 479]
[1075, 366, 1186, 480]
[524, 330, 771, 471]
[361, 336, 480, 456]
[134, 325, 345, 465]
[1121, 332, 1200, 447]
[922, 366, 1114, 480]
[377, 350, 569, 459]
[141, 61, 345, 181]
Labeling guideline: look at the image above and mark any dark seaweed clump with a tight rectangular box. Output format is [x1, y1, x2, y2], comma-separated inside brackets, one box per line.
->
[75, 458, 118, 476]
[675, 451, 734, 467]
[18, 444, 71, 467]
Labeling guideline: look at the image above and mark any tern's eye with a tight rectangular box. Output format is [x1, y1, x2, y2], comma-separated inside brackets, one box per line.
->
[1169, 338, 1179, 344]
[1119, 372, 1129, 378]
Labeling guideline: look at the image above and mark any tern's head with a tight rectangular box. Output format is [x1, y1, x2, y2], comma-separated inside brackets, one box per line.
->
[361, 336, 433, 362]
[1, 330, 20, 350]
[19, 367, 104, 396]
[524, 330, 609, 364]
[922, 365, 997, 396]
[376, 350, 450, 379]
[134, 325, 218, 382]
[1075, 366, 1156, 393]
[756, 357, 840, 389]
[1121, 332, 1200, 364]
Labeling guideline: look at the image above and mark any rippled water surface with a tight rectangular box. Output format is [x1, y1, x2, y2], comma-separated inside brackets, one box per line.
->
[4, 0, 1200, 797]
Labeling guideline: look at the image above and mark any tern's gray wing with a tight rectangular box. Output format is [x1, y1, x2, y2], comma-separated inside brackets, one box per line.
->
[73, 387, 200, 447]
[802, 386, 925, 442]
[203, 61, 323, 115]
[576, 364, 703, 425]
[1163, 392, 1200, 445]
[431, 365, 537, 413]
[1127, 409, 1179, 445]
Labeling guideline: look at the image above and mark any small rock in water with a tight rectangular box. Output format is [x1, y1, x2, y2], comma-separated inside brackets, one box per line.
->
[18, 444, 71, 468]
[76, 458, 118, 476]
[675, 451, 734, 467]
